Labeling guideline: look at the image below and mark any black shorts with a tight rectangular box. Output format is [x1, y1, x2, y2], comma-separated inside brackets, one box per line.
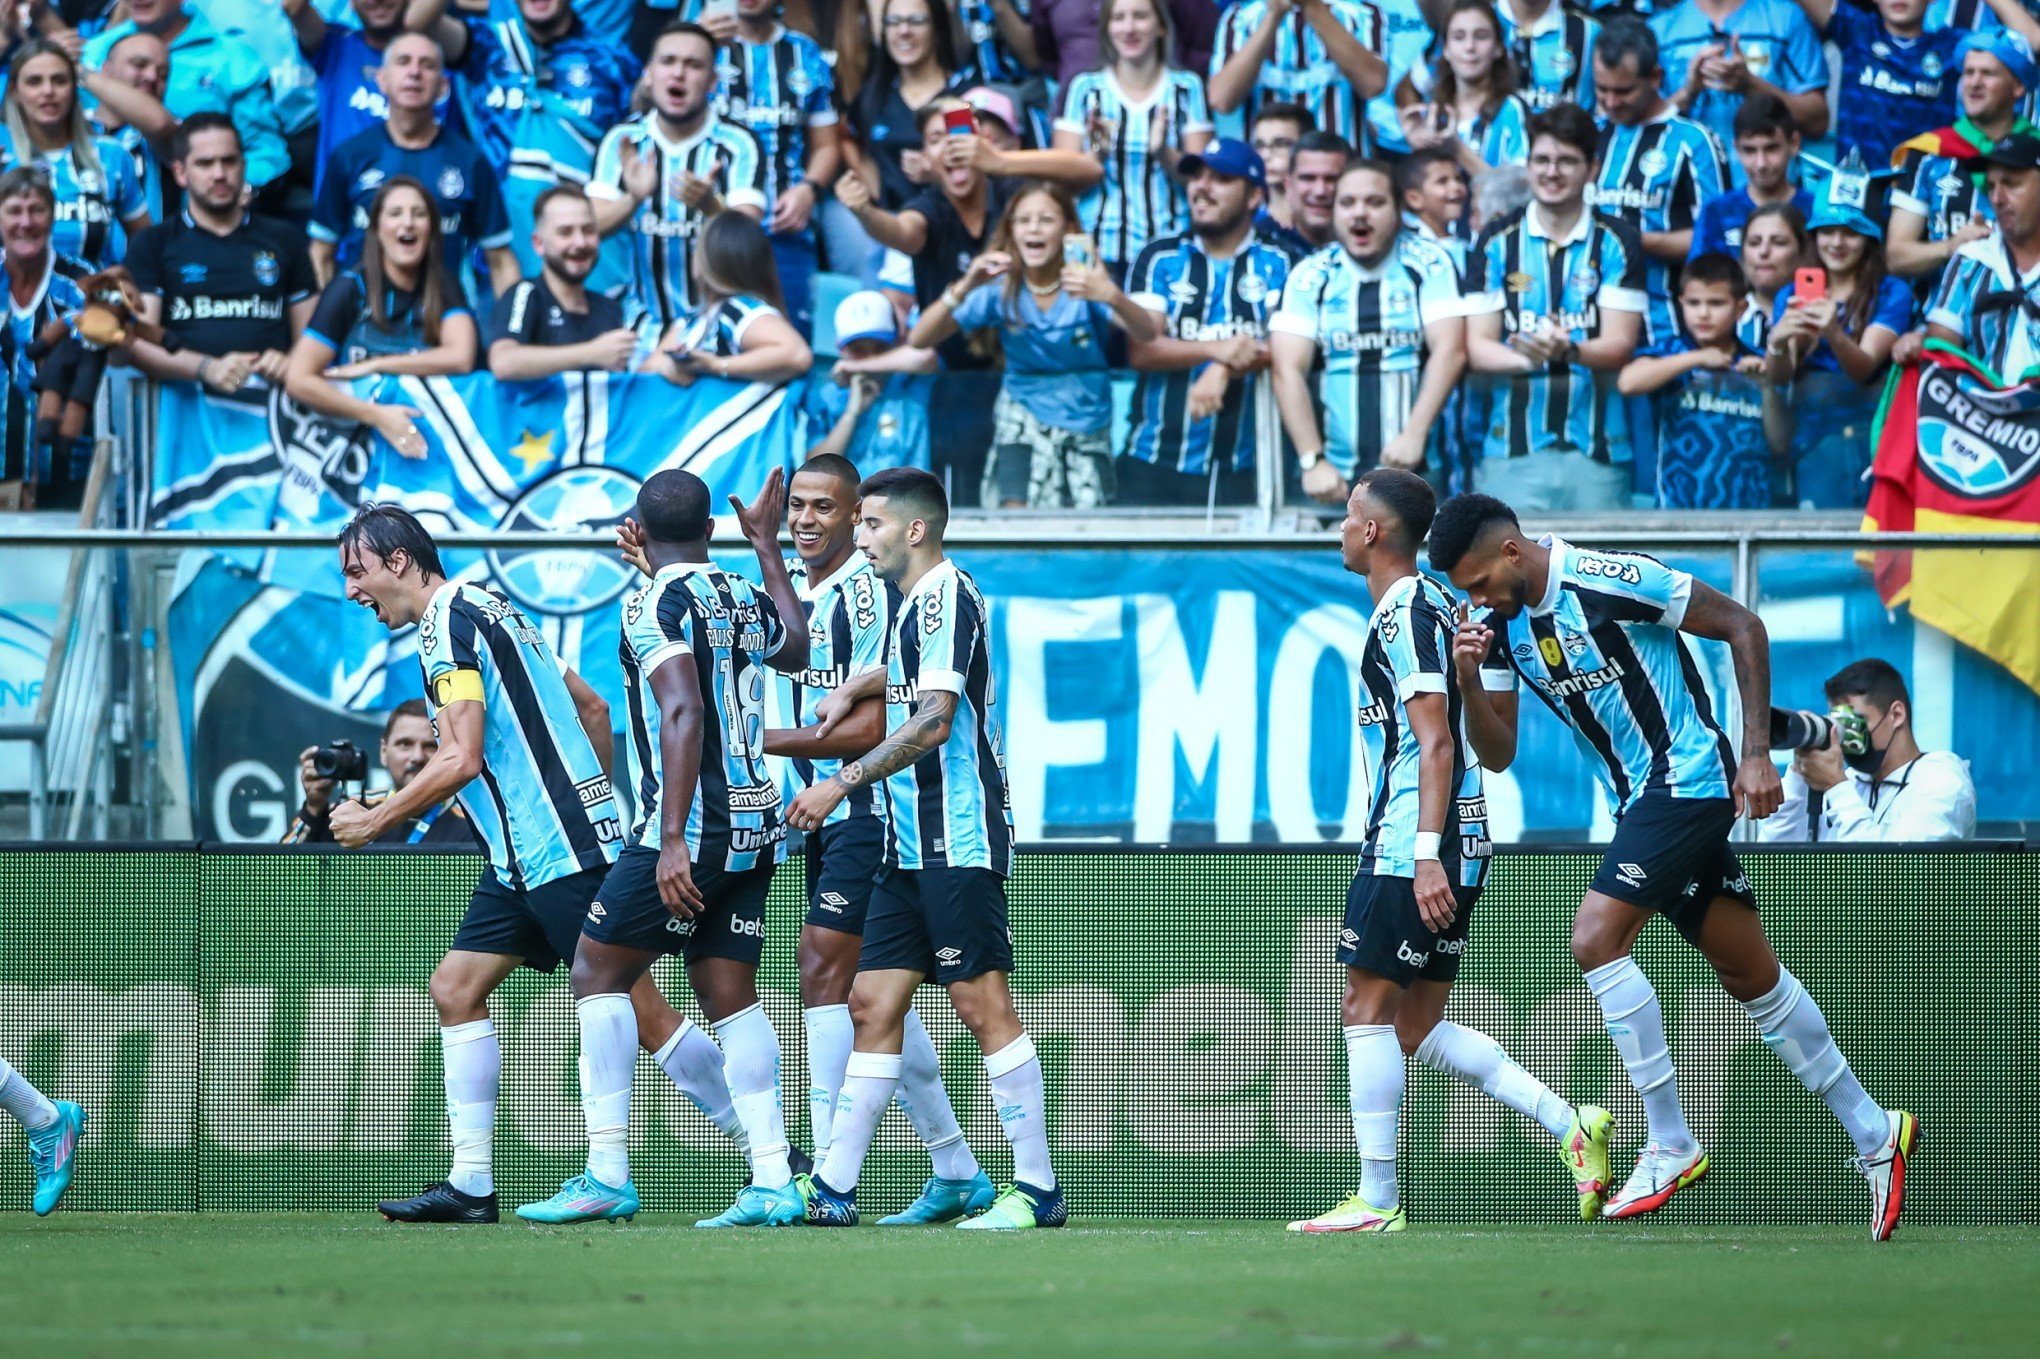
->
[1589, 793, 1758, 945]
[804, 816, 886, 935]
[858, 865, 1011, 985]
[452, 864, 607, 974]
[1338, 873, 1480, 986]
[580, 844, 774, 965]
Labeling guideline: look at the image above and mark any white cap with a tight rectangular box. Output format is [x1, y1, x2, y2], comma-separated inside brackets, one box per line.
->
[832, 289, 899, 348]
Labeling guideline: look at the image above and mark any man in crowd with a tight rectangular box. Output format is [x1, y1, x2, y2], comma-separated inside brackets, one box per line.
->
[288, 0, 438, 198]
[1249, 102, 1315, 249]
[1690, 93, 1815, 259]
[84, 31, 179, 226]
[1918, 132, 2040, 387]
[488, 186, 639, 380]
[1889, 30, 2038, 286]
[284, 699, 478, 845]
[1208, 0, 1387, 153]
[1654, 0, 1828, 175]
[1497, 0, 1600, 114]
[1287, 129, 1351, 250]
[1792, 0, 1961, 167]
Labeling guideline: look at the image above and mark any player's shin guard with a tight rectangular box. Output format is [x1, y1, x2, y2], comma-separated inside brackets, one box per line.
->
[898, 1008, 982, 1183]
[818, 1050, 901, 1194]
[0, 1054, 57, 1131]
[1741, 967, 1887, 1156]
[654, 1019, 748, 1151]
[1346, 1024, 1403, 1212]
[985, 1034, 1055, 1191]
[803, 1004, 853, 1158]
[576, 994, 637, 1189]
[715, 1003, 793, 1189]
[1584, 958, 1696, 1154]
[441, 1019, 500, 1198]
[1414, 1021, 1574, 1140]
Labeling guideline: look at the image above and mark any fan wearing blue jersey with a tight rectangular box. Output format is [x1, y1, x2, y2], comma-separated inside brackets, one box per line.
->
[1793, 0, 1961, 167]
[1918, 131, 2040, 379]
[1431, 494, 1917, 1243]
[1124, 138, 1299, 505]
[1209, 0, 1389, 151]
[88, 34, 178, 226]
[640, 209, 814, 385]
[0, 44, 151, 269]
[287, 0, 429, 198]
[1496, 0, 1599, 114]
[1653, 0, 1828, 179]
[591, 23, 768, 336]
[1736, 201, 1807, 351]
[1689, 93, 1815, 261]
[1888, 31, 2036, 288]
[1393, 0, 1534, 178]
[1272, 159, 1470, 505]
[517, 469, 819, 1228]
[786, 468, 1062, 1232]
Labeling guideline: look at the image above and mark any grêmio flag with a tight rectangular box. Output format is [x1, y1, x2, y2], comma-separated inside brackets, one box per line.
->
[1865, 341, 2040, 698]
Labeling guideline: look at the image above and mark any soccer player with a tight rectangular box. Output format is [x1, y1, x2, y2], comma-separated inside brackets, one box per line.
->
[516, 469, 814, 1227]
[764, 453, 995, 1225]
[333, 504, 746, 1223]
[785, 468, 1063, 1231]
[1, 1057, 83, 1215]
[1427, 494, 1917, 1242]
[1289, 469, 1613, 1234]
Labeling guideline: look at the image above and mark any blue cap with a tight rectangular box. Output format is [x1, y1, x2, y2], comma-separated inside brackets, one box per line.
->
[1958, 28, 2038, 91]
[1179, 138, 1267, 190]
[1805, 198, 1882, 240]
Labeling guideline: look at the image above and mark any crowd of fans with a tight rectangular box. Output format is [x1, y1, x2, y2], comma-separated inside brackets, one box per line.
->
[1, 0, 2039, 514]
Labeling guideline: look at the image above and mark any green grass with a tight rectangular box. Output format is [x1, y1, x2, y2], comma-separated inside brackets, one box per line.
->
[3, 1215, 2035, 1358]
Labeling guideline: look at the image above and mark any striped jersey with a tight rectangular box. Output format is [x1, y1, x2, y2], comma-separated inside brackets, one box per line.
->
[1926, 234, 2040, 382]
[104, 123, 171, 226]
[882, 558, 1013, 875]
[1209, 0, 1386, 149]
[1467, 204, 1647, 463]
[1591, 111, 1727, 345]
[1483, 535, 1736, 814]
[1057, 69, 1214, 267]
[589, 113, 769, 331]
[1126, 228, 1300, 475]
[1650, 0, 1825, 180]
[0, 140, 146, 268]
[417, 581, 621, 889]
[959, 0, 1034, 83]
[1355, 572, 1498, 886]
[662, 293, 783, 357]
[0, 254, 88, 485]
[710, 24, 837, 215]
[451, 15, 639, 192]
[1496, 1, 1597, 114]
[618, 560, 789, 868]
[785, 552, 891, 827]
[1270, 233, 1468, 478]
[1456, 94, 1531, 172]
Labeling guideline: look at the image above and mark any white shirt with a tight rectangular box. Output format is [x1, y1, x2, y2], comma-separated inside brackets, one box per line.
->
[1758, 751, 1978, 843]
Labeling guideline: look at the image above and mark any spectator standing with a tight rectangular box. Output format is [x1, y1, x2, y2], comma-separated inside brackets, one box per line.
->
[83, 0, 292, 204]
[0, 169, 91, 505]
[1032, 0, 1223, 88]
[1653, 0, 1827, 174]
[1395, 0, 1533, 178]
[1208, 0, 1388, 152]
[1248, 100, 1314, 247]
[1792, 0, 1961, 169]
[1122, 138, 1298, 505]
[1737, 198, 1810, 349]
[1397, 147, 1478, 490]
[0, 41, 151, 269]
[1690, 91, 1814, 259]
[491, 0, 638, 49]
[802, 288, 937, 468]
[1054, 0, 1215, 276]
[284, 699, 478, 845]
[311, 32, 517, 298]
[641, 209, 814, 386]
[844, 0, 971, 212]
[1495, 0, 1598, 114]
[487, 185, 638, 380]
[288, 0, 445, 199]
[88, 33, 178, 226]
[1465, 103, 1646, 510]
[1888, 30, 2037, 287]
[1286, 127, 1350, 248]
[589, 23, 767, 336]
[959, 0, 1045, 87]
[909, 180, 1160, 508]
[1922, 132, 2040, 383]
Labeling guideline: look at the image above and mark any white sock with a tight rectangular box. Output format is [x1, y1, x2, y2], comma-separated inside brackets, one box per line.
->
[1584, 958, 1695, 1154]
[714, 1003, 792, 1189]
[898, 1008, 980, 1182]
[1345, 1023, 1402, 1211]
[575, 994, 636, 1189]
[0, 1055, 57, 1131]
[1414, 1021, 1575, 1141]
[1742, 968, 1887, 1157]
[985, 1034, 1055, 1191]
[654, 1019, 748, 1151]
[441, 1020, 499, 1198]
[803, 1003, 853, 1159]
[818, 1050, 901, 1194]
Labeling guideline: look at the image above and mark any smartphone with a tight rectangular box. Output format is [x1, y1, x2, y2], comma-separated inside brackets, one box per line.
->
[943, 106, 977, 138]
[1063, 233, 1094, 269]
[1794, 266, 1827, 304]
[700, 0, 738, 21]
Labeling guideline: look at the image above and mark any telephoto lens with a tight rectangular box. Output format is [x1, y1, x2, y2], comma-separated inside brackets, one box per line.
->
[1767, 708, 1836, 752]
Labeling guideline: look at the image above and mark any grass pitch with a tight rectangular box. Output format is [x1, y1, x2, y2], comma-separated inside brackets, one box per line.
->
[4, 1215, 2035, 1358]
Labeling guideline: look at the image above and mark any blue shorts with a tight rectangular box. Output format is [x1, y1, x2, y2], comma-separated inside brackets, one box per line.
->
[1590, 793, 1757, 945]
[581, 844, 773, 965]
[804, 816, 884, 935]
[858, 865, 1011, 985]
[452, 865, 607, 974]
[1339, 873, 1480, 986]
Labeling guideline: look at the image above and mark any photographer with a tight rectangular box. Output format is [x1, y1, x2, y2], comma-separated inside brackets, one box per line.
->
[1759, 659, 1977, 843]
[282, 700, 475, 845]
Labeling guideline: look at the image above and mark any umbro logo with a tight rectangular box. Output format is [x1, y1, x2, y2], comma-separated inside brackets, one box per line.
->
[1339, 928, 1358, 947]
[818, 891, 848, 912]
[1614, 862, 1646, 887]
[588, 901, 607, 920]
[936, 947, 963, 964]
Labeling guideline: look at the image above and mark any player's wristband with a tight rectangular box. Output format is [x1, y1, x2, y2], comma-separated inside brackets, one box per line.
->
[1414, 831, 1442, 862]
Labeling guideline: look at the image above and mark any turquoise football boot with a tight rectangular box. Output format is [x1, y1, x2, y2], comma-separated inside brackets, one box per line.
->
[514, 1173, 639, 1224]
[879, 1172, 997, 1225]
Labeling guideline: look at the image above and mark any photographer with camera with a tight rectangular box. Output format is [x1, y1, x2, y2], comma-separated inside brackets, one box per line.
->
[1759, 659, 1976, 843]
[282, 699, 476, 846]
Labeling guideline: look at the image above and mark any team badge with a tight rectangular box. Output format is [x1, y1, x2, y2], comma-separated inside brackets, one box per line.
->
[877, 410, 899, 439]
[563, 63, 591, 88]
[1561, 630, 1589, 656]
[1383, 283, 1415, 316]
[1639, 148, 1669, 177]
[1505, 270, 1532, 293]
[787, 68, 812, 98]
[1742, 42, 1771, 76]
[1538, 636, 1565, 668]
[1923, 53, 1943, 77]
[1553, 50, 1575, 76]
[1568, 267, 1600, 296]
[1237, 267, 1269, 304]
[358, 167, 386, 193]
[253, 252, 280, 286]
[438, 167, 466, 200]
[1873, 41, 1889, 59]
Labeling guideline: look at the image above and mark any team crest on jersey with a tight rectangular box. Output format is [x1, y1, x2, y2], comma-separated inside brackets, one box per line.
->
[253, 252, 280, 286]
[358, 167, 387, 193]
[1923, 53, 1944, 77]
[438, 166, 466, 200]
[1568, 267, 1599, 296]
[1382, 282, 1415, 316]
[1505, 270, 1532, 293]
[877, 410, 899, 438]
[1561, 629, 1589, 656]
[1639, 147, 1669, 177]
[787, 67, 813, 97]
[1553, 49, 1576, 75]
[1872, 41, 1889, 59]
[1237, 267, 1269, 303]
[563, 63, 591, 88]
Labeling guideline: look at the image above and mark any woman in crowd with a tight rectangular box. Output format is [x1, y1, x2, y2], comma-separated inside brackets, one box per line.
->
[1395, 0, 1531, 180]
[1738, 201, 1810, 352]
[644, 210, 814, 387]
[284, 177, 478, 459]
[1763, 197, 1910, 509]
[0, 40, 152, 268]
[907, 180, 1158, 509]
[843, 0, 973, 211]
[0, 167, 92, 506]
[1052, 0, 1212, 277]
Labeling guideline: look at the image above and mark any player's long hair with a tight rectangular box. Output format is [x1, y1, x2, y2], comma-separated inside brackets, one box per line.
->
[986, 181, 1085, 325]
[2, 41, 105, 190]
[358, 176, 452, 348]
[1426, 1, 1521, 122]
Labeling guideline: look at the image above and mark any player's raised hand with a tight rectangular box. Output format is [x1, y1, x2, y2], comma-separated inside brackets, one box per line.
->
[1733, 752, 1784, 821]
[616, 516, 653, 577]
[1414, 859, 1456, 932]
[729, 466, 787, 554]
[328, 798, 377, 848]
[657, 841, 705, 917]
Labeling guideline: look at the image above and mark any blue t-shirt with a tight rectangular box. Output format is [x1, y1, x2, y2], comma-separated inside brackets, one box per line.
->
[1639, 336, 1774, 509]
[950, 283, 1117, 434]
[310, 123, 512, 275]
[307, 27, 455, 198]
[800, 371, 935, 470]
[1821, 3, 1962, 167]
[1651, 0, 1826, 183]
[1688, 185, 1816, 259]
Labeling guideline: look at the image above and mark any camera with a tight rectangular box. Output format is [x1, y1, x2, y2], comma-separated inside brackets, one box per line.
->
[1768, 707, 1870, 756]
[310, 740, 369, 782]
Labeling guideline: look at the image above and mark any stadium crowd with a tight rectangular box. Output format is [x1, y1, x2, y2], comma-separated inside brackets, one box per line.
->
[0, 0, 2038, 513]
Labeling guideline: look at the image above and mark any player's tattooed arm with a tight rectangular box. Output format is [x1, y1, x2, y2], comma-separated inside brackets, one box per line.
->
[1676, 580, 1784, 820]
[836, 692, 958, 790]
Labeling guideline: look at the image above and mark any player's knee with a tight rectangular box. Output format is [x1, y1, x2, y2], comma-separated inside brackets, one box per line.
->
[428, 967, 488, 1025]
[1570, 918, 1626, 972]
[798, 936, 855, 1007]
[948, 983, 1018, 1045]
[1394, 1014, 1436, 1057]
